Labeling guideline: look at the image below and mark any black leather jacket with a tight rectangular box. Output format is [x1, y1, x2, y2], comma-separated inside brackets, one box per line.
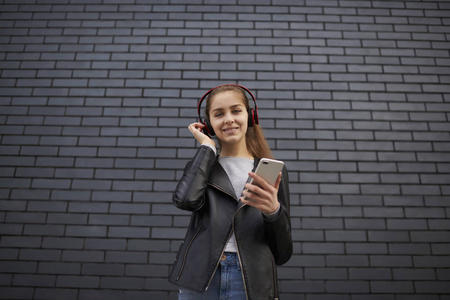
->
[169, 146, 293, 300]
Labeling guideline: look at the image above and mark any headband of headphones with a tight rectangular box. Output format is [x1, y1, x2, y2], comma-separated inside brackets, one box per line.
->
[197, 84, 259, 126]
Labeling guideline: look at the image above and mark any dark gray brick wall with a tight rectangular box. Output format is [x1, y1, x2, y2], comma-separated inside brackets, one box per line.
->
[1, 0, 449, 299]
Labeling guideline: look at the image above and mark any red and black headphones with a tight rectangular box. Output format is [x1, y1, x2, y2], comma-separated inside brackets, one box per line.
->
[197, 84, 259, 137]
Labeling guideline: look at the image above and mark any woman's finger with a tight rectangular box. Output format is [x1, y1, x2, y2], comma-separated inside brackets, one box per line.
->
[274, 172, 282, 190]
[244, 183, 270, 199]
[187, 123, 215, 147]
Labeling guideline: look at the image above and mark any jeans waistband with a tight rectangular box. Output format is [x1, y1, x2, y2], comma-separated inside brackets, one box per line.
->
[221, 252, 238, 261]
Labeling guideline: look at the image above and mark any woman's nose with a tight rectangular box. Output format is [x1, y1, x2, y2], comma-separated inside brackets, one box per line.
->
[224, 112, 234, 124]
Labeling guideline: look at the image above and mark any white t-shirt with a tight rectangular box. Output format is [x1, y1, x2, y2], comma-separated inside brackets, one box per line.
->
[218, 156, 254, 253]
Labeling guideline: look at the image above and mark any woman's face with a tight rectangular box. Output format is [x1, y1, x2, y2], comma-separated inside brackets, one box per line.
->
[208, 91, 248, 147]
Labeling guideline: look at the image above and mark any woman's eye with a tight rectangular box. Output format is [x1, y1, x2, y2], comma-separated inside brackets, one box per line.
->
[233, 109, 242, 114]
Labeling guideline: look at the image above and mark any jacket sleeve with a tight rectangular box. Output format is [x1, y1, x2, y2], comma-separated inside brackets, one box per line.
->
[264, 165, 293, 265]
[172, 145, 216, 212]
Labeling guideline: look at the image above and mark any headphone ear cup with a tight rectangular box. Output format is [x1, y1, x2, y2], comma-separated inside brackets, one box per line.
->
[204, 119, 215, 136]
[248, 109, 255, 127]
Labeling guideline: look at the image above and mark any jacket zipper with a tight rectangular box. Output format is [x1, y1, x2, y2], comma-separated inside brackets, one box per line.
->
[234, 222, 249, 300]
[176, 219, 204, 281]
[204, 183, 237, 291]
[204, 182, 249, 300]
[204, 230, 231, 291]
[272, 255, 278, 300]
[205, 203, 249, 297]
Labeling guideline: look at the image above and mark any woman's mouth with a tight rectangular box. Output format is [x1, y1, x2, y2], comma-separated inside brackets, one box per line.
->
[223, 127, 238, 134]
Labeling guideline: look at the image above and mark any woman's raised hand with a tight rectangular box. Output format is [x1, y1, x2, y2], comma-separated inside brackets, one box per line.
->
[188, 122, 216, 148]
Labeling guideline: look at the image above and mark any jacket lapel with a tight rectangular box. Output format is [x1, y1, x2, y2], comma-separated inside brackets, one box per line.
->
[208, 160, 238, 200]
[208, 158, 260, 202]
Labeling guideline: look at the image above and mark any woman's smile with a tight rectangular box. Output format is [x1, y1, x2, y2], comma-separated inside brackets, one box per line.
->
[223, 126, 239, 134]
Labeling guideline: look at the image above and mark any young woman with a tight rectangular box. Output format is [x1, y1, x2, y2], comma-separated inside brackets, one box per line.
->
[169, 85, 293, 300]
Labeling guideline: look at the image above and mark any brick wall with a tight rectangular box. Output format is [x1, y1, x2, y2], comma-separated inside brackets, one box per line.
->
[1, 0, 449, 299]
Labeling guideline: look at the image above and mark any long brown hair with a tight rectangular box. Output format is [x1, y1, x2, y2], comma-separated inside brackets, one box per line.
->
[205, 85, 273, 159]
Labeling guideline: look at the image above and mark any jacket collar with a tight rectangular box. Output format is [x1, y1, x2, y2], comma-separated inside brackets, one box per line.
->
[208, 160, 236, 199]
[207, 157, 260, 201]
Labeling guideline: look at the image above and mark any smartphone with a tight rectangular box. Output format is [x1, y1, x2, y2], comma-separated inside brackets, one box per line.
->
[249, 158, 284, 187]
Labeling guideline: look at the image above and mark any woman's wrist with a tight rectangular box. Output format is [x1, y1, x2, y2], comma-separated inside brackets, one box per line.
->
[263, 202, 280, 216]
[201, 143, 217, 155]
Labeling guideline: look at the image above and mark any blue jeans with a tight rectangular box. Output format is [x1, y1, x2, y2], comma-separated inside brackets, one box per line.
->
[178, 252, 246, 300]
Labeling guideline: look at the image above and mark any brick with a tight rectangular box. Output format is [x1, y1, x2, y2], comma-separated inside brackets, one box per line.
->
[368, 231, 410, 242]
[38, 262, 81, 275]
[0, 260, 37, 274]
[125, 264, 168, 277]
[305, 267, 347, 280]
[82, 263, 124, 276]
[320, 184, 360, 194]
[327, 255, 369, 267]
[127, 239, 170, 251]
[325, 230, 367, 242]
[428, 219, 450, 230]
[345, 219, 386, 230]
[402, 185, 440, 195]
[108, 227, 149, 238]
[371, 281, 415, 294]
[0, 224, 23, 235]
[62, 250, 104, 263]
[319, 140, 357, 150]
[389, 243, 431, 255]
[363, 207, 404, 218]
[71, 179, 112, 190]
[65, 226, 107, 237]
[144, 277, 176, 291]
[101, 276, 144, 289]
[42, 237, 84, 250]
[34, 288, 78, 300]
[346, 243, 388, 254]
[349, 268, 391, 280]
[113, 178, 154, 190]
[12, 274, 56, 287]
[23, 224, 65, 236]
[109, 203, 150, 214]
[6, 212, 46, 224]
[56, 275, 99, 288]
[0, 287, 34, 300]
[415, 281, 450, 294]
[91, 191, 132, 202]
[303, 242, 344, 254]
[411, 231, 450, 243]
[131, 215, 171, 226]
[387, 219, 428, 230]
[68, 202, 108, 213]
[371, 255, 413, 267]
[327, 280, 370, 293]
[105, 251, 147, 264]
[151, 227, 187, 240]
[345, 195, 384, 206]
[149, 252, 177, 264]
[77, 289, 123, 300]
[282, 281, 324, 294]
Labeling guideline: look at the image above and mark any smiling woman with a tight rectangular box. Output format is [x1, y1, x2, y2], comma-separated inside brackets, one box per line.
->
[208, 92, 251, 158]
[169, 84, 293, 300]
[204, 85, 273, 159]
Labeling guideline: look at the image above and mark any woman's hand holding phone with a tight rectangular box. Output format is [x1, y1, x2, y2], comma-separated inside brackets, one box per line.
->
[240, 171, 282, 215]
[188, 122, 216, 148]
